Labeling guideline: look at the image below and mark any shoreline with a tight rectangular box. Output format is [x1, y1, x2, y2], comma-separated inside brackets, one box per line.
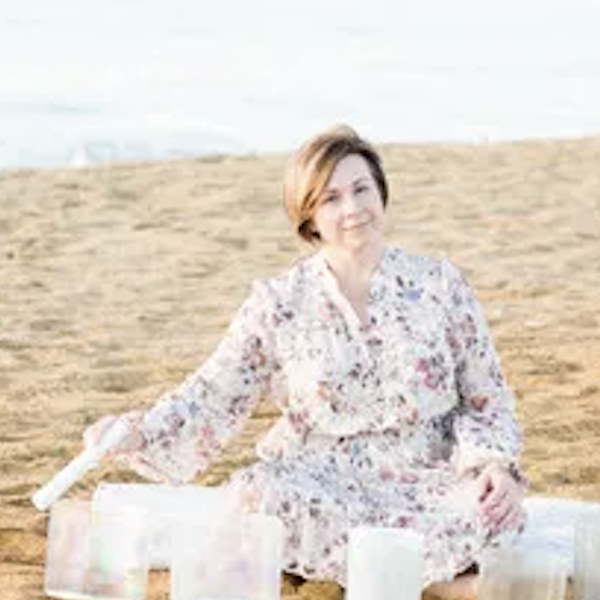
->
[3, 130, 600, 174]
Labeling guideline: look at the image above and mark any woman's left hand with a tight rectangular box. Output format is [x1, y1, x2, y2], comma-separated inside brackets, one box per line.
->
[475, 462, 523, 529]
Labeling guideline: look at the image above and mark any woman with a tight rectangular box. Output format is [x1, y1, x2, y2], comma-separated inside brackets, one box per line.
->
[85, 125, 525, 598]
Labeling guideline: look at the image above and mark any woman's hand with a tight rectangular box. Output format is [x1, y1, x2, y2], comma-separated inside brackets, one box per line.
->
[475, 462, 523, 530]
[83, 413, 145, 456]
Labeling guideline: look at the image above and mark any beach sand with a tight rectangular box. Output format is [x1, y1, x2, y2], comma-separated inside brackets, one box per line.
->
[1, 137, 599, 599]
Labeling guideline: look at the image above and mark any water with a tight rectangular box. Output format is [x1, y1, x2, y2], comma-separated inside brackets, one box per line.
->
[1, 0, 600, 169]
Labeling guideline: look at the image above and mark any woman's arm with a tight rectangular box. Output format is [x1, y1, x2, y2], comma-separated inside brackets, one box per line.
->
[86, 280, 277, 484]
[441, 258, 524, 483]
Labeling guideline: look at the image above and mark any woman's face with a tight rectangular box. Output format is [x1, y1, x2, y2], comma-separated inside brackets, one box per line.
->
[312, 153, 385, 251]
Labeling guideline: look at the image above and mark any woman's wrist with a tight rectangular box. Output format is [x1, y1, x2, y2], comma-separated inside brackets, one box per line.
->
[481, 460, 528, 488]
[461, 458, 526, 486]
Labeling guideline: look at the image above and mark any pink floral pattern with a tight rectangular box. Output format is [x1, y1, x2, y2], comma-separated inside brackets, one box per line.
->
[124, 247, 525, 586]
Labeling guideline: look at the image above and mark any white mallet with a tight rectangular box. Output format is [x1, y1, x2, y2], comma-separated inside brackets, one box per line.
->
[31, 418, 131, 511]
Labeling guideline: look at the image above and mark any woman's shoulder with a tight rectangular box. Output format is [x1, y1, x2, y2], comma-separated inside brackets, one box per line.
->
[384, 247, 466, 292]
[384, 246, 443, 277]
[250, 253, 321, 301]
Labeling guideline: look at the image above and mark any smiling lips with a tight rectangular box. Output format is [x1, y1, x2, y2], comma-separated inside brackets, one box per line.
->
[343, 219, 370, 231]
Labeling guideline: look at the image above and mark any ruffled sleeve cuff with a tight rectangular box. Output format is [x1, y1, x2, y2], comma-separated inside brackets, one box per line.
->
[114, 410, 209, 485]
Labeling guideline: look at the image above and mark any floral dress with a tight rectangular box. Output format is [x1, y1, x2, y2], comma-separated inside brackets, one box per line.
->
[124, 247, 525, 587]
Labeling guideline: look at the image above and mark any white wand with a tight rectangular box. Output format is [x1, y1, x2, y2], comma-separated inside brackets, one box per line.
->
[31, 419, 131, 511]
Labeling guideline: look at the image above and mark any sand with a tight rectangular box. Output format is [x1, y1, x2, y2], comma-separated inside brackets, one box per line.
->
[1, 136, 599, 600]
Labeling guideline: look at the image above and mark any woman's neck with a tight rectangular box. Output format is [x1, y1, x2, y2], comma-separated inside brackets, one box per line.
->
[320, 241, 386, 299]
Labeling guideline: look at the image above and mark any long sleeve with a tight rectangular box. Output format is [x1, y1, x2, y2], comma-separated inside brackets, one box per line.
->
[122, 281, 276, 484]
[441, 259, 524, 478]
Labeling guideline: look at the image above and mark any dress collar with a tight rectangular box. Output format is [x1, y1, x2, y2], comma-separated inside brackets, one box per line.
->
[311, 246, 402, 330]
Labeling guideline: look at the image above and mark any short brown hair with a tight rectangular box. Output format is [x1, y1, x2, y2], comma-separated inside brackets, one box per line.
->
[284, 124, 388, 242]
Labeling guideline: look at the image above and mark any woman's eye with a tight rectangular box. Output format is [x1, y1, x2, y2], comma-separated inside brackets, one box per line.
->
[355, 185, 368, 194]
[322, 194, 337, 204]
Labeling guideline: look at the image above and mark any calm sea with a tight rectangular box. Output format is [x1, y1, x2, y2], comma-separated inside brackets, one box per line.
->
[1, 0, 599, 168]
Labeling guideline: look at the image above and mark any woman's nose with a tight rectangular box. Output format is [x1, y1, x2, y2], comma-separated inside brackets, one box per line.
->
[341, 191, 361, 214]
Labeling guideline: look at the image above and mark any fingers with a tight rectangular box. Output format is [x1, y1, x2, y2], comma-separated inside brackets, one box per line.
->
[489, 495, 523, 531]
[483, 490, 510, 525]
[481, 486, 507, 513]
[477, 464, 523, 529]
[83, 414, 119, 450]
[83, 414, 144, 456]
[502, 502, 524, 530]
[475, 469, 493, 503]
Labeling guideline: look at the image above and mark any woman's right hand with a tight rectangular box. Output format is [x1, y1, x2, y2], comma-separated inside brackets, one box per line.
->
[83, 413, 145, 457]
